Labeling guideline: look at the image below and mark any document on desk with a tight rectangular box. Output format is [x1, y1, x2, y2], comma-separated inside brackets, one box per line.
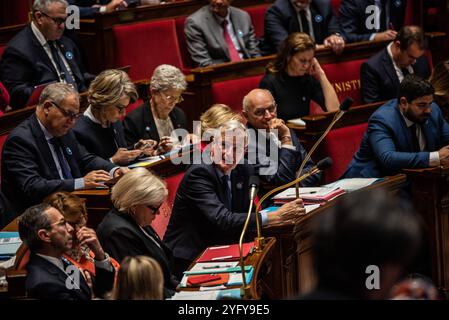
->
[324, 178, 382, 192]
[168, 288, 241, 300]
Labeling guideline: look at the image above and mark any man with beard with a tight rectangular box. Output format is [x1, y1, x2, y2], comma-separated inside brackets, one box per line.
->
[344, 75, 449, 178]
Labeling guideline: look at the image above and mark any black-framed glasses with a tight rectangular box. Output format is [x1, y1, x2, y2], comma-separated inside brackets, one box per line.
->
[40, 11, 67, 26]
[147, 203, 163, 213]
[159, 91, 184, 104]
[50, 101, 82, 121]
[253, 104, 277, 117]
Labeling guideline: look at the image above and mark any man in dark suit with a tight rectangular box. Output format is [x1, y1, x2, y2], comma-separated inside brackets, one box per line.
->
[344, 75, 449, 178]
[242, 89, 320, 188]
[264, 0, 345, 54]
[339, 0, 407, 43]
[67, 0, 138, 18]
[1, 83, 126, 214]
[163, 120, 305, 278]
[361, 26, 431, 104]
[0, 0, 94, 110]
[185, 0, 261, 67]
[18, 203, 115, 300]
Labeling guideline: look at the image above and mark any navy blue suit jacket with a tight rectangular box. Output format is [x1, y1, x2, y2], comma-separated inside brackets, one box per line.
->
[344, 99, 449, 178]
[163, 163, 257, 262]
[0, 25, 93, 110]
[1, 113, 115, 212]
[264, 0, 341, 53]
[339, 0, 407, 43]
[26, 253, 114, 300]
[68, 0, 139, 18]
[361, 47, 431, 104]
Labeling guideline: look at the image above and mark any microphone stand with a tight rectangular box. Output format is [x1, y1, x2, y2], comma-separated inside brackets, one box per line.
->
[239, 190, 256, 299]
[295, 100, 352, 198]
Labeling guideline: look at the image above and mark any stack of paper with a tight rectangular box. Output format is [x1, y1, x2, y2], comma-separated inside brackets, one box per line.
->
[0, 232, 22, 260]
[180, 265, 254, 288]
[196, 242, 254, 263]
[272, 187, 345, 205]
[287, 118, 306, 127]
[323, 178, 382, 192]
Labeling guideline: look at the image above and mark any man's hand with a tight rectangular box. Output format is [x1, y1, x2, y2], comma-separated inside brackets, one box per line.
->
[268, 198, 305, 225]
[268, 118, 292, 145]
[438, 146, 449, 166]
[111, 148, 142, 165]
[323, 34, 345, 55]
[373, 30, 397, 41]
[76, 226, 106, 260]
[113, 167, 130, 178]
[105, 0, 127, 12]
[83, 170, 111, 189]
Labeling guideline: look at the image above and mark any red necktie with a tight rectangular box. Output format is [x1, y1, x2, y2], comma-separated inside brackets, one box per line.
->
[222, 20, 241, 62]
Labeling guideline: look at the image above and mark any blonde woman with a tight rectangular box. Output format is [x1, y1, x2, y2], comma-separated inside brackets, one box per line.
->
[429, 60, 449, 110]
[111, 256, 164, 300]
[96, 168, 178, 298]
[73, 69, 157, 165]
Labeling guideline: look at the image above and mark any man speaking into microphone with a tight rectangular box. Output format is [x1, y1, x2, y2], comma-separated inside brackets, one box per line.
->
[163, 120, 304, 279]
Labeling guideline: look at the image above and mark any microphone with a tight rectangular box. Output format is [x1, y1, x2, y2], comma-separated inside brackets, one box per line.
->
[255, 157, 333, 214]
[238, 175, 260, 299]
[294, 97, 353, 198]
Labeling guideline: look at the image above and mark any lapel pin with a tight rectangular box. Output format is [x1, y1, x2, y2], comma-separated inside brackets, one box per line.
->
[237, 30, 243, 37]
[145, 126, 151, 132]
[314, 15, 323, 23]
[65, 147, 72, 156]
[236, 182, 243, 190]
[65, 51, 74, 60]
[394, 0, 401, 7]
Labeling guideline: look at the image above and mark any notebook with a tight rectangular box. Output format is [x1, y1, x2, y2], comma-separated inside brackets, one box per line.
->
[196, 242, 254, 263]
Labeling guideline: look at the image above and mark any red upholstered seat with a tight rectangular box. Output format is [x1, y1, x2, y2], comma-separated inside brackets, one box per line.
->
[322, 122, 368, 183]
[322, 58, 367, 106]
[113, 19, 184, 81]
[175, 16, 193, 72]
[152, 172, 185, 239]
[245, 5, 270, 39]
[126, 98, 144, 115]
[211, 75, 263, 112]
[0, 45, 6, 59]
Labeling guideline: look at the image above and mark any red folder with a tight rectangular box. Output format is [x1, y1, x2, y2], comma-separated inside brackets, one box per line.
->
[196, 242, 255, 263]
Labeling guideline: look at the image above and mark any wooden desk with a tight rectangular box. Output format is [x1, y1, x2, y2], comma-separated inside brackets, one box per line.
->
[262, 174, 406, 299]
[403, 166, 449, 297]
[179, 237, 277, 300]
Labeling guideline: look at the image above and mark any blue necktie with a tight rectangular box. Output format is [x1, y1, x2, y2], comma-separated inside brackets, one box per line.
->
[48, 40, 77, 89]
[221, 175, 232, 211]
[50, 138, 73, 179]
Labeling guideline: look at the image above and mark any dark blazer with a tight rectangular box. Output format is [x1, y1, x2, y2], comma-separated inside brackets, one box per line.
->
[96, 208, 178, 297]
[185, 5, 261, 67]
[264, 0, 341, 53]
[1, 113, 115, 212]
[163, 163, 257, 262]
[0, 25, 94, 110]
[73, 115, 128, 161]
[361, 47, 431, 103]
[26, 253, 114, 300]
[67, 0, 139, 18]
[344, 99, 449, 178]
[123, 101, 188, 146]
[246, 124, 320, 188]
[339, 0, 407, 43]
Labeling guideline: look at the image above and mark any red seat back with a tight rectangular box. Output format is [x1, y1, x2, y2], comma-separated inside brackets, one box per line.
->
[0, 1, 30, 27]
[245, 5, 270, 39]
[0, 45, 6, 59]
[330, 0, 341, 16]
[152, 172, 185, 239]
[175, 16, 194, 72]
[126, 98, 144, 115]
[322, 58, 367, 106]
[113, 19, 184, 81]
[211, 75, 264, 112]
[322, 123, 368, 183]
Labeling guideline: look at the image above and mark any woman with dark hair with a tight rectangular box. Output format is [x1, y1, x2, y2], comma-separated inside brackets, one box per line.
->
[259, 32, 339, 120]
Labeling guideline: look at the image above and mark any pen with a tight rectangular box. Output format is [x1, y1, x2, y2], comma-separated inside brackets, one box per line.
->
[211, 255, 233, 261]
[202, 265, 232, 269]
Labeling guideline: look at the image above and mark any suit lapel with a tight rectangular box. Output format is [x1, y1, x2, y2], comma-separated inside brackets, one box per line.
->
[29, 114, 60, 178]
[144, 102, 160, 141]
[310, 4, 323, 42]
[422, 120, 436, 151]
[58, 39, 83, 86]
[28, 26, 60, 79]
[229, 8, 247, 58]
[59, 134, 82, 177]
[207, 9, 230, 60]
[381, 49, 399, 87]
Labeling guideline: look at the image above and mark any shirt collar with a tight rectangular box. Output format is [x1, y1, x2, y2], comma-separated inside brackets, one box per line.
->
[213, 10, 231, 25]
[214, 163, 232, 178]
[36, 253, 65, 270]
[31, 21, 49, 47]
[399, 108, 416, 128]
[291, 1, 310, 13]
[36, 115, 54, 141]
[387, 42, 400, 69]
[84, 105, 102, 125]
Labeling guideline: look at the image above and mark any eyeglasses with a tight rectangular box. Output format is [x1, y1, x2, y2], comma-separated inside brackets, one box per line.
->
[40, 11, 67, 26]
[147, 203, 162, 213]
[50, 101, 82, 121]
[49, 218, 70, 229]
[114, 104, 128, 113]
[159, 91, 184, 104]
[253, 104, 277, 117]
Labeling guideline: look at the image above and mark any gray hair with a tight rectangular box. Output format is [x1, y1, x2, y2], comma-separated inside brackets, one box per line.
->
[242, 89, 275, 112]
[150, 64, 187, 92]
[38, 82, 79, 106]
[111, 168, 168, 213]
[33, 0, 68, 13]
